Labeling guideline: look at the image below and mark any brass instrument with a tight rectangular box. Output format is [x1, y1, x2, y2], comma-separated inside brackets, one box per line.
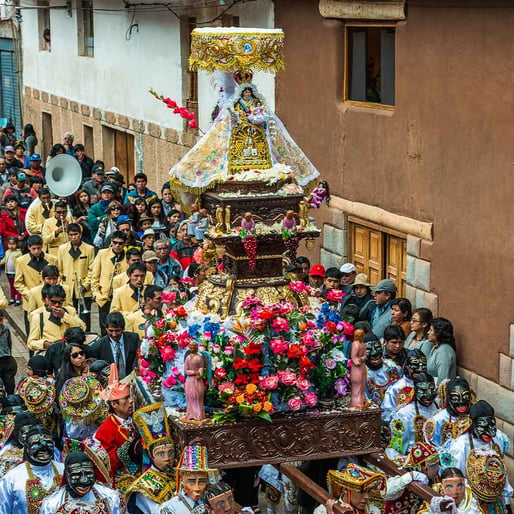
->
[74, 271, 89, 314]
[137, 286, 142, 311]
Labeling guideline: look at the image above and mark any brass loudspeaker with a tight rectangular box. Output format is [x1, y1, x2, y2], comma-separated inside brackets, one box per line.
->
[45, 154, 83, 197]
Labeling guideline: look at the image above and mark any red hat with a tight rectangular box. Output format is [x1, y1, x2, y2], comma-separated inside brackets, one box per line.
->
[100, 363, 131, 402]
[309, 264, 325, 277]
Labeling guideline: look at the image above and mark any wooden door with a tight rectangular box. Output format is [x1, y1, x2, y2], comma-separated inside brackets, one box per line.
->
[114, 131, 134, 185]
[386, 235, 407, 296]
[351, 223, 383, 286]
[41, 112, 52, 165]
[83, 125, 94, 159]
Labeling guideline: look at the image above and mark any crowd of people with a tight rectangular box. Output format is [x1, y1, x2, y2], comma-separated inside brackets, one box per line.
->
[0, 125, 508, 514]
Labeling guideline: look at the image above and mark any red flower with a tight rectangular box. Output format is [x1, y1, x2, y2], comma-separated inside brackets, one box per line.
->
[214, 368, 227, 380]
[243, 342, 262, 357]
[247, 358, 263, 373]
[287, 344, 307, 359]
[233, 358, 248, 370]
[189, 119, 198, 129]
[258, 309, 275, 320]
[299, 356, 315, 370]
[174, 306, 187, 317]
[234, 374, 249, 385]
[325, 321, 337, 333]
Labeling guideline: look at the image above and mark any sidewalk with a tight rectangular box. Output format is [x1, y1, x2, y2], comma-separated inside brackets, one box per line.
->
[0, 272, 101, 378]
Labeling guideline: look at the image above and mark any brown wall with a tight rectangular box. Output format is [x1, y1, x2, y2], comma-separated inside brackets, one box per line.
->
[275, 0, 514, 381]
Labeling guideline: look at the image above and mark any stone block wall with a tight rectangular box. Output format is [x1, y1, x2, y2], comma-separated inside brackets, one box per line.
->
[23, 87, 197, 193]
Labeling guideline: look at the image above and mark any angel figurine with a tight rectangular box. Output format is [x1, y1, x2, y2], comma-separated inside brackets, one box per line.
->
[274, 210, 299, 231]
[233, 212, 263, 234]
[215, 204, 225, 234]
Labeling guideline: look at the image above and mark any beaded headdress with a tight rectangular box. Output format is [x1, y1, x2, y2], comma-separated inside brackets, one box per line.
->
[176, 445, 218, 491]
[407, 442, 440, 467]
[59, 375, 103, 425]
[466, 448, 506, 503]
[17, 377, 55, 416]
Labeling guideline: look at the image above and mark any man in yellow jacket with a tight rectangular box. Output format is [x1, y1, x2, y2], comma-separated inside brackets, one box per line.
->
[111, 262, 147, 321]
[27, 284, 85, 353]
[27, 265, 73, 312]
[25, 187, 54, 235]
[126, 285, 163, 338]
[41, 201, 73, 257]
[90, 231, 128, 336]
[14, 234, 57, 334]
[57, 223, 95, 331]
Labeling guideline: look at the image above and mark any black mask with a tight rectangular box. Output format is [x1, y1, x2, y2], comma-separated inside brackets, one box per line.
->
[471, 415, 497, 443]
[447, 383, 471, 417]
[414, 374, 436, 407]
[365, 339, 383, 370]
[25, 429, 54, 466]
[404, 350, 427, 380]
[66, 460, 96, 498]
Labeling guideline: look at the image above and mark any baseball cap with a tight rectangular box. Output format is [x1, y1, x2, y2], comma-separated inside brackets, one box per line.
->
[370, 279, 397, 293]
[4, 146, 14, 153]
[92, 164, 104, 175]
[116, 215, 132, 225]
[30, 153, 41, 161]
[100, 184, 114, 193]
[16, 171, 27, 181]
[142, 250, 159, 262]
[309, 264, 325, 277]
[340, 263, 356, 274]
[107, 166, 120, 175]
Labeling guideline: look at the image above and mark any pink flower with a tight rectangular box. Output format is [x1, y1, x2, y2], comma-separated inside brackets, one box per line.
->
[326, 289, 345, 302]
[288, 397, 303, 411]
[139, 359, 150, 369]
[178, 374, 185, 384]
[160, 346, 176, 362]
[161, 291, 177, 304]
[341, 321, 355, 337]
[218, 382, 235, 395]
[162, 375, 177, 388]
[278, 370, 297, 386]
[304, 392, 318, 407]
[146, 370, 156, 380]
[171, 367, 180, 375]
[270, 338, 289, 354]
[296, 377, 311, 391]
[260, 375, 279, 390]
[289, 281, 309, 293]
[155, 318, 166, 329]
[271, 317, 290, 332]
[223, 346, 234, 356]
[188, 119, 198, 129]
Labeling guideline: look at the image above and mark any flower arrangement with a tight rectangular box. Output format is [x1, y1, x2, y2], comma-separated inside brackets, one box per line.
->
[140, 292, 353, 422]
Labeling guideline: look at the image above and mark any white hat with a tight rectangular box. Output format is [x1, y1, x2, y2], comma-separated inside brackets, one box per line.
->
[340, 263, 356, 273]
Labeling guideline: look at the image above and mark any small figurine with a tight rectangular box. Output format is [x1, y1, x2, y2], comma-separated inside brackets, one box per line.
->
[308, 180, 330, 209]
[224, 205, 231, 232]
[274, 210, 298, 231]
[194, 209, 210, 242]
[350, 329, 371, 409]
[188, 203, 200, 237]
[298, 200, 311, 228]
[233, 212, 263, 234]
[182, 342, 206, 422]
[215, 204, 225, 234]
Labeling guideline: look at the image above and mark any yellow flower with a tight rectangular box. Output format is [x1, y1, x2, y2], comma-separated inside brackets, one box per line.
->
[236, 395, 245, 404]
[246, 383, 257, 394]
[253, 403, 262, 413]
[263, 401, 273, 412]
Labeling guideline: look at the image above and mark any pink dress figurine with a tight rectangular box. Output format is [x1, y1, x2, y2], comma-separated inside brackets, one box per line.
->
[308, 180, 330, 209]
[350, 329, 370, 409]
[282, 210, 297, 231]
[183, 342, 206, 421]
[241, 212, 256, 233]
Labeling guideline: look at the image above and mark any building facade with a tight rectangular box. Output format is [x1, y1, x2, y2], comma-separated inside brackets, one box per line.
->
[274, 0, 514, 470]
[21, 0, 275, 191]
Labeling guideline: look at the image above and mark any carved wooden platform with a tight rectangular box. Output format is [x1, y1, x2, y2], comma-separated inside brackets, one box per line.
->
[169, 407, 382, 469]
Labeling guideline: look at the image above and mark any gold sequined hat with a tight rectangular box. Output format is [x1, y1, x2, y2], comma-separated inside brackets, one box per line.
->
[133, 402, 174, 451]
[327, 464, 386, 497]
[466, 448, 506, 503]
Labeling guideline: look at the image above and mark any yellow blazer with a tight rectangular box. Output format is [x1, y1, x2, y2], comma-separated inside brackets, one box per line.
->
[27, 283, 73, 312]
[26, 201, 55, 235]
[111, 283, 141, 318]
[125, 310, 146, 338]
[14, 253, 58, 310]
[41, 216, 74, 257]
[27, 305, 85, 352]
[90, 249, 128, 307]
[57, 241, 95, 299]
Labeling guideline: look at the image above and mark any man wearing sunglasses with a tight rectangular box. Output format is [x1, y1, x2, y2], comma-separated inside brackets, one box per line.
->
[90, 231, 129, 336]
[27, 284, 85, 353]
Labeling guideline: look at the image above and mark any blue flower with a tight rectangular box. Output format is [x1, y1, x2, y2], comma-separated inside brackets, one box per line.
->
[187, 324, 201, 337]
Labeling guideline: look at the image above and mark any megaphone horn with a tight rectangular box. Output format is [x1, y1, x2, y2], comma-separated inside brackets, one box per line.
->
[45, 154, 83, 197]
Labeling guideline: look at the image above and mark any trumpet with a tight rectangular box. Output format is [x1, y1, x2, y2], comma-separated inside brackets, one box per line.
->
[74, 271, 89, 315]
[108, 255, 121, 298]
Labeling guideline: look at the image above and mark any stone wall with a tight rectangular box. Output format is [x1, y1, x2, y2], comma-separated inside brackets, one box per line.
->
[23, 87, 197, 192]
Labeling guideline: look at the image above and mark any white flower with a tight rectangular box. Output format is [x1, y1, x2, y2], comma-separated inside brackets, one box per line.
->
[331, 349, 347, 362]
[140, 338, 150, 357]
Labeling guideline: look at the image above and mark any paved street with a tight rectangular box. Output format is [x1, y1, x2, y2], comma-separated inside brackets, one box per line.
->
[0, 272, 101, 381]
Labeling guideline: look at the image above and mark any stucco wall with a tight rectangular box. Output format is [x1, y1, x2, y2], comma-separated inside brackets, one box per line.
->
[274, 0, 514, 383]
